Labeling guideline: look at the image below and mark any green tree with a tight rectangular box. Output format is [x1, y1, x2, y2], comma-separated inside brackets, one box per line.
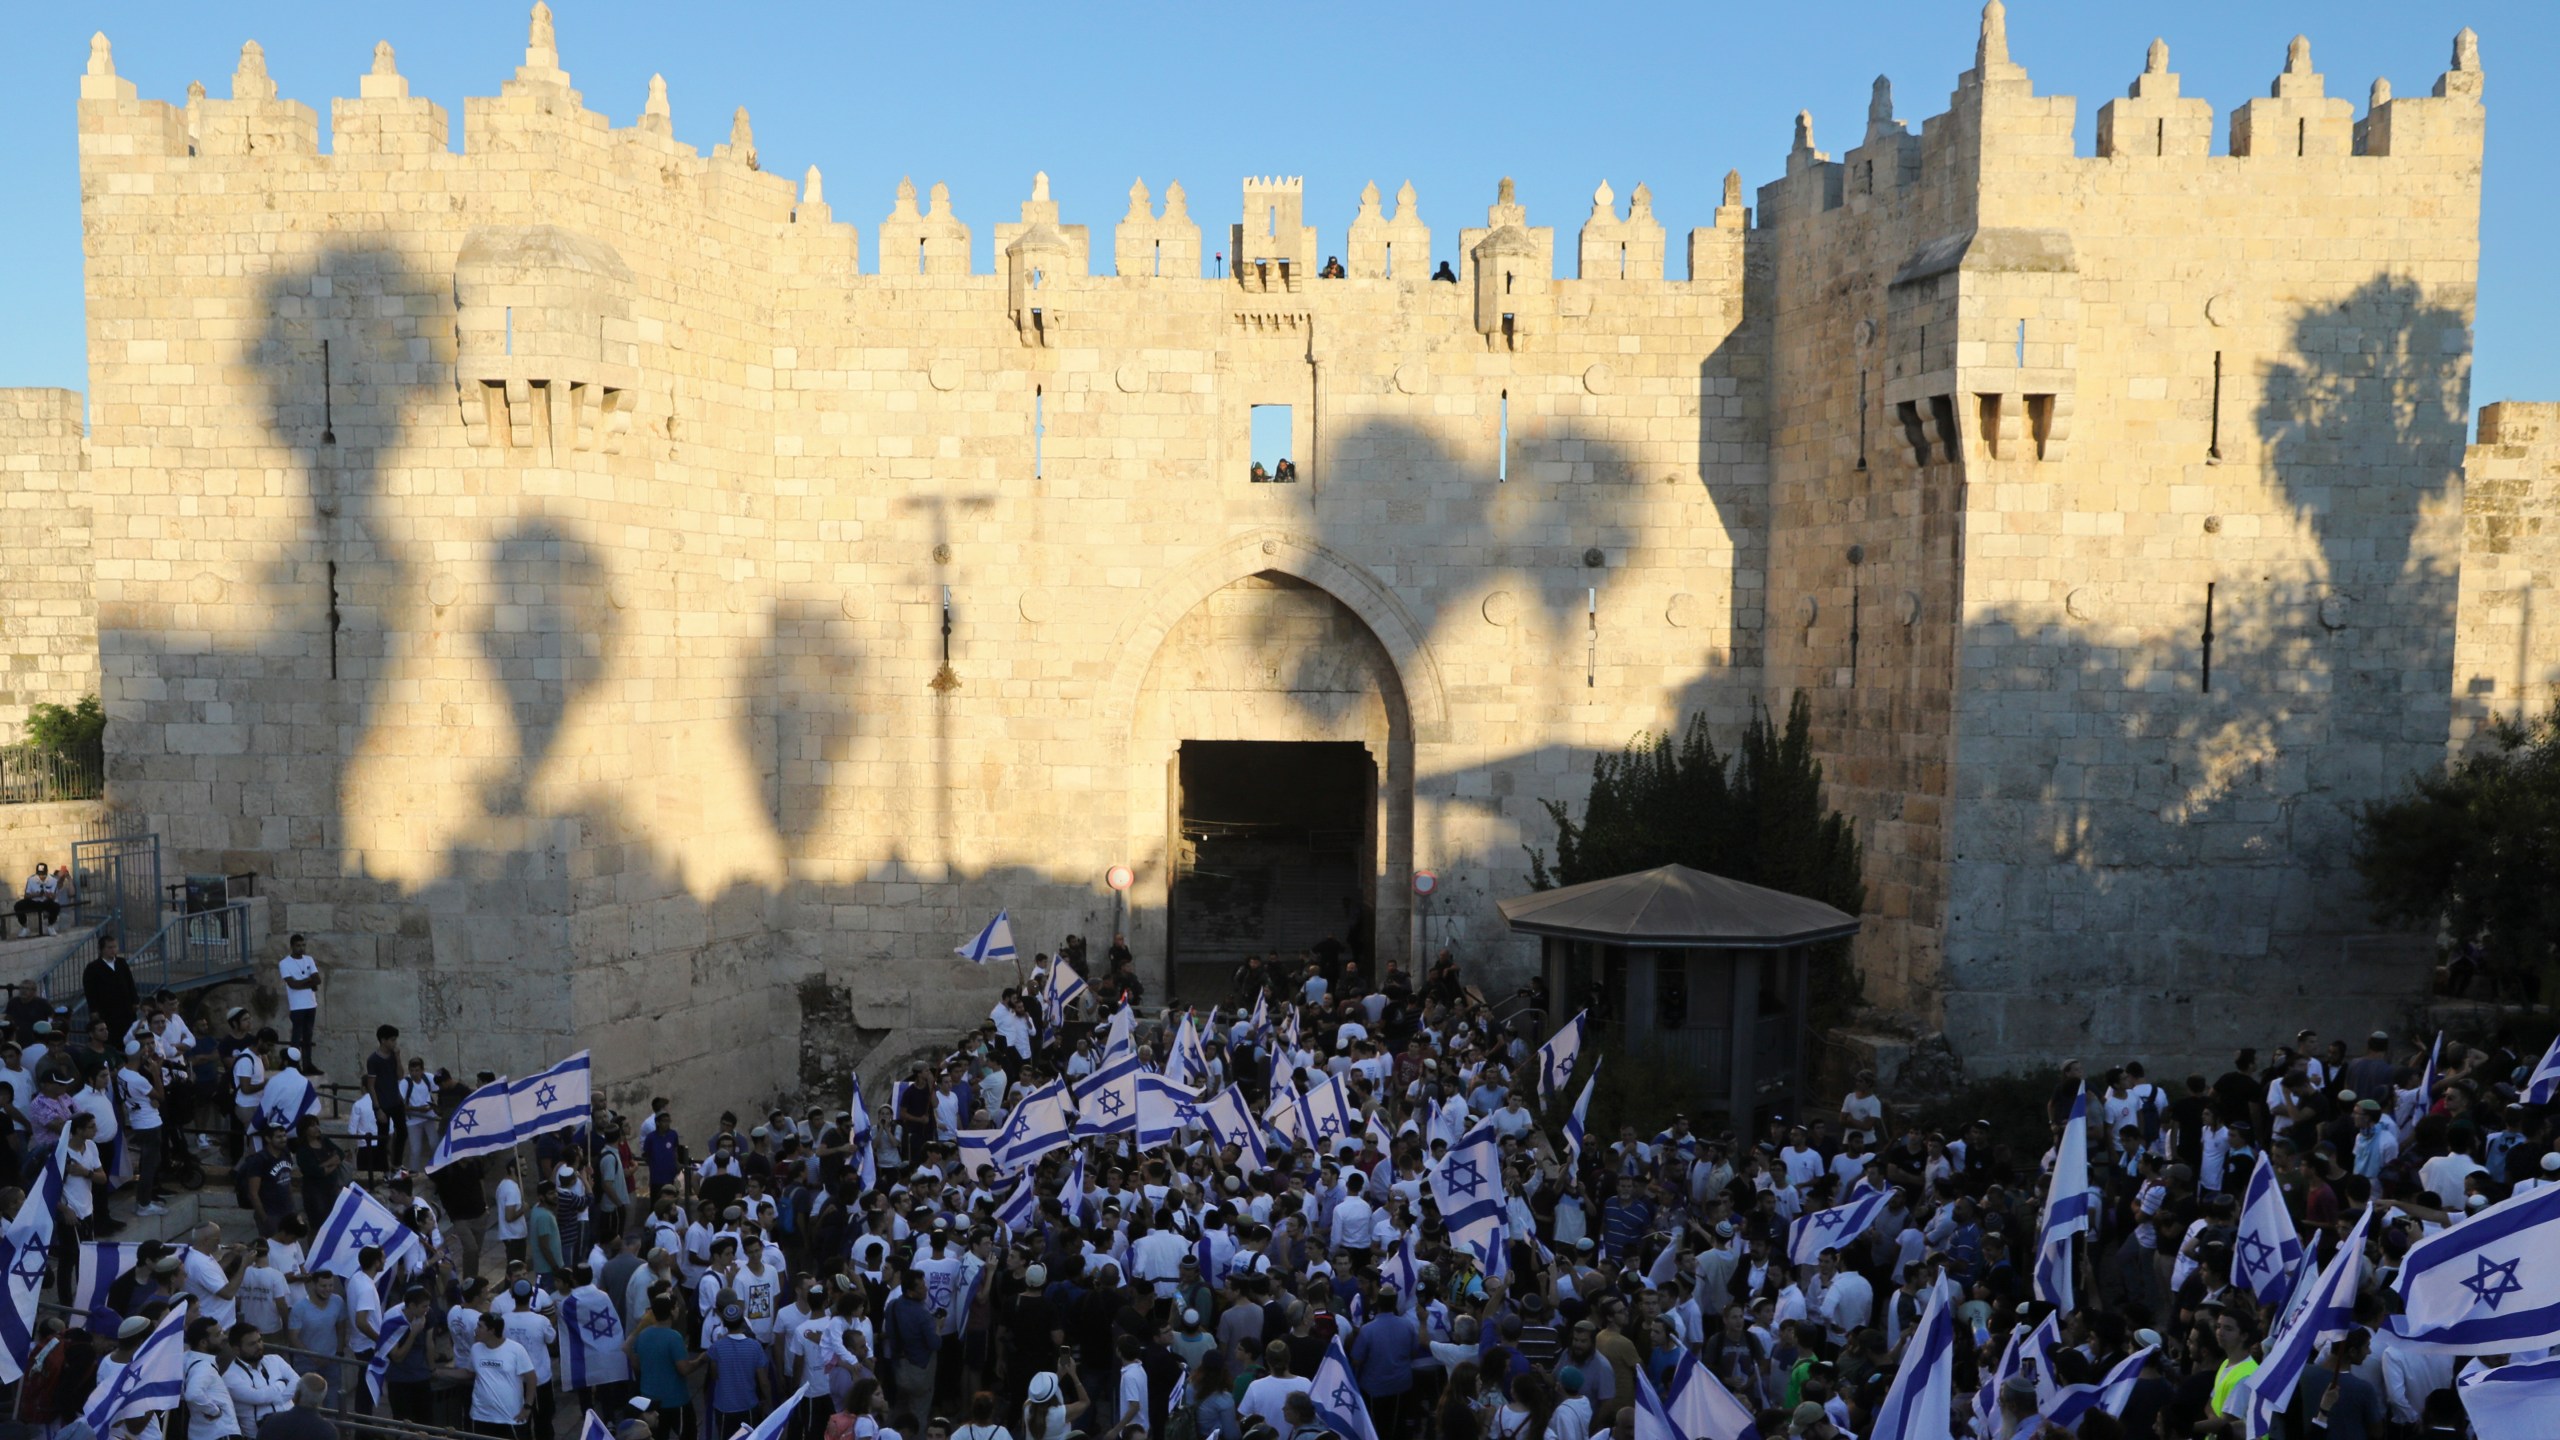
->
[2353, 705, 2560, 996]
[23, 695, 105, 760]
[1528, 692, 1867, 1020]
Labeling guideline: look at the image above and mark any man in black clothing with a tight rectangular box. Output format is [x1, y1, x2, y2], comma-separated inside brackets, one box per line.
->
[258, 1373, 343, 1440]
[82, 934, 139, 1047]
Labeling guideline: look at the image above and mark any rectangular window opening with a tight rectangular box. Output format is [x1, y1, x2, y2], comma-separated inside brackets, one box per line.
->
[2209, 351, 2224, 461]
[1498, 392, 1511, 482]
[2155, 118, 2166, 156]
[1034, 386, 1045, 477]
[504, 306, 513, 357]
[2297, 117, 2307, 157]
[1618, 241, 1628, 279]
[1267, 206, 1278, 239]
[1152, 240, 1161, 278]
[1249, 403, 1294, 483]
[918, 236, 926, 273]
[2015, 319, 2026, 368]
[1856, 370, 1869, 471]
[2026, 394, 2056, 460]
[1384, 241, 1394, 279]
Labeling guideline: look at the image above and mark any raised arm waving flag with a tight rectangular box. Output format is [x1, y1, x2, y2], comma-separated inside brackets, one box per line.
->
[1534, 1008, 1588, 1106]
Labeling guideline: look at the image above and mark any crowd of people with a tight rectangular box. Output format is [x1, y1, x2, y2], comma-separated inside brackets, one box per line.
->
[0, 929, 2550, 1440]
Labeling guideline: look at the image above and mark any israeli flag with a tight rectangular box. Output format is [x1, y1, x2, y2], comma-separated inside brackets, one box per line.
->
[1197, 1085, 1270, 1174]
[257, 1066, 319, 1134]
[2040, 1345, 2155, 1434]
[2031, 1085, 2095, 1309]
[2239, 1203, 2373, 1434]
[74, 1242, 143, 1328]
[1787, 1185, 1892, 1268]
[1073, 1051, 1145, 1139]
[1263, 1076, 1303, 1147]
[1383, 1227, 1422, 1313]
[848, 1072, 878, 1191]
[2017, 1313, 2065, 1409]
[728, 1380, 816, 1440]
[1168, 1012, 1211, 1088]
[82, 1298, 191, 1436]
[2459, 1353, 2560, 1440]
[0, 1157, 64, 1383]
[1297, 1071, 1362, 1154]
[1135, 1071, 1204, 1150]
[508, 1050, 593, 1143]
[2234, 1151, 2307, 1312]
[1664, 1349, 1763, 1440]
[957, 911, 1018, 965]
[1247, 990, 1269, 1042]
[1431, 1122, 1507, 1263]
[1104, 1003, 1136, 1059]
[1563, 1059, 1601, 1166]
[427, 1074, 518, 1170]
[1973, 1321, 2028, 1439]
[991, 1079, 1077, 1172]
[309, 1183, 430, 1282]
[2399, 1031, 2441, 1132]
[2526, 1034, 2560, 1108]
[993, 1171, 1041, 1234]
[1039, 960, 1087, 1035]
[1866, 1286, 1955, 1440]
[559, 1285, 631, 1389]
[1056, 1150, 1088, 1228]
[1534, 1008, 1588, 1106]
[1629, 1364, 1682, 1440]
[1309, 1336, 1382, 1440]
[581, 1412, 614, 1440]
[366, 1309, 406, 1404]
[2392, 1174, 2560, 1352]
[955, 1128, 1001, 1181]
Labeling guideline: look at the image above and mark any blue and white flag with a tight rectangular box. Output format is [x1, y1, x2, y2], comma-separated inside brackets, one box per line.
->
[1103, 1003, 1136, 1059]
[848, 1072, 878, 1191]
[1563, 1059, 1601, 1166]
[955, 1128, 1001, 1181]
[1431, 1122, 1507, 1263]
[1263, 1076, 1303, 1147]
[993, 1170, 1042, 1233]
[1297, 1071, 1362, 1154]
[2032, 1085, 2095, 1310]
[1309, 1336, 1381, 1440]
[559, 1285, 631, 1389]
[2234, 1151, 2307, 1312]
[1039, 961, 1086, 1036]
[2392, 1176, 2560, 1352]
[1247, 990, 1270, 1043]
[957, 911, 1017, 965]
[309, 1182, 430, 1282]
[2526, 1035, 2560, 1108]
[1664, 1348, 1763, 1440]
[1535, 1009, 1588, 1106]
[1866, 1286, 1955, 1440]
[2399, 1031, 2442, 1133]
[1135, 1071, 1205, 1150]
[2040, 1346, 2155, 1434]
[0, 1157, 64, 1383]
[992, 1079, 1077, 1173]
[1629, 1364, 1681, 1440]
[1973, 1321, 2028, 1438]
[2459, 1354, 2560, 1440]
[428, 1073, 518, 1170]
[257, 1066, 319, 1134]
[1056, 1150, 1088, 1229]
[82, 1298, 190, 1436]
[74, 1242, 143, 1329]
[2240, 1204, 2373, 1434]
[366, 1309, 407, 1404]
[729, 1380, 816, 1440]
[1168, 1012, 1211, 1088]
[508, 1051, 593, 1143]
[1198, 1085, 1269, 1174]
[1787, 1186, 1892, 1268]
[2013, 1313, 2066, 1409]
[1073, 1051, 1145, 1139]
[1384, 1227, 1421, 1314]
[580, 1412, 614, 1440]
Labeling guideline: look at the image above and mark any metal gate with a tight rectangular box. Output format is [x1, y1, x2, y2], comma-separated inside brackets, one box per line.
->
[71, 827, 160, 949]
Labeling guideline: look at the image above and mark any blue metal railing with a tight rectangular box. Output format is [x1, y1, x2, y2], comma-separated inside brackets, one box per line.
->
[34, 900, 254, 1022]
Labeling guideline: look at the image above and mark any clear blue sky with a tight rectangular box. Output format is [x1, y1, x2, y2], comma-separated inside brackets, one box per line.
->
[6, 2, 2556, 416]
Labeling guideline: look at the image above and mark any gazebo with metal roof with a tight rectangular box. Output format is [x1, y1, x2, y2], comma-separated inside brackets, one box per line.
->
[1498, 864, 1860, 1124]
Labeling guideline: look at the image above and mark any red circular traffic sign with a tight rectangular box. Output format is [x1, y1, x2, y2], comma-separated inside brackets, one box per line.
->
[1105, 865, 1135, 892]
[1413, 870, 1438, 896]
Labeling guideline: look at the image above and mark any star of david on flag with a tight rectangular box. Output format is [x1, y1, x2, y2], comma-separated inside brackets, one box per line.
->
[2392, 1178, 2560, 1353]
[0, 1157, 66, 1384]
[2031, 1084, 2095, 1310]
[81, 1298, 191, 1437]
[506, 1051, 593, 1143]
[1197, 1084, 1269, 1174]
[2234, 1151, 2307, 1312]
[1135, 1070, 1204, 1150]
[1297, 1071, 1361, 1155]
[2239, 1204, 2373, 1434]
[257, 1066, 319, 1135]
[1073, 1052, 1144, 1139]
[1534, 1008, 1588, 1107]
[429, 1073, 517, 1170]
[309, 1183, 429, 1282]
[957, 910, 1018, 965]
[560, 1287, 632, 1389]
[1038, 960, 1086, 1037]
[1309, 1336, 1382, 1440]
[994, 1078, 1077, 1172]
[1431, 1121, 1506, 1263]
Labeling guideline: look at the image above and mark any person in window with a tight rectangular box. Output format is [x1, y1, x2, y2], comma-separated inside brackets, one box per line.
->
[1273, 458, 1297, 483]
[1250, 462, 1270, 483]
[1433, 261, 1458, 282]
[1320, 256, 1346, 279]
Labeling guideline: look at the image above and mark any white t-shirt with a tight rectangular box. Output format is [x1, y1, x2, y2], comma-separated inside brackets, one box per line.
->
[494, 1178, 529, 1240]
[279, 953, 319, 1011]
[61, 1139, 100, 1217]
[184, 1247, 240, 1328]
[346, 1271, 384, 1354]
[502, 1309, 557, 1385]
[1116, 1362, 1148, 1431]
[1239, 1375, 1310, 1432]
[119, 1068, 162, 1130]
[468, 1338, 535, 1424]
[238, 1265, 289, 1333]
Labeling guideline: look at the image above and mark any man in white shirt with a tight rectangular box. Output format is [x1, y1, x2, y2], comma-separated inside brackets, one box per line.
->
[277, 934, 322, 1066]
[1813, 1249, 1873, 1344]
[494, 1161, 530, 1267]
[222, 1325, 300, 1431]
[1329, 1172, 1377, 1256]
[183, 1224, 247, 1328]
[1239, 1342, 1311, 1432]
[467, 1313, 537, 1431]
[180, 1316, 244, 1440]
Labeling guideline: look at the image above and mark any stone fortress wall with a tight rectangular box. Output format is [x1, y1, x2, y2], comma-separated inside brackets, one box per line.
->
[11, 1, 2557, 1104]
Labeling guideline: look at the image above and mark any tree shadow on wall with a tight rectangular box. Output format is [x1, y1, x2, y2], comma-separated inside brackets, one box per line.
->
[1939, 273, 2468, 1048]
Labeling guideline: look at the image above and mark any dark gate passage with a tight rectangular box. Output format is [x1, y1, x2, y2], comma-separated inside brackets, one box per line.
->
[1169, 740, 1375, 1001]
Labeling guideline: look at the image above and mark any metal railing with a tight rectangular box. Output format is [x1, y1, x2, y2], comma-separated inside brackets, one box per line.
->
[0, 742, 103, 805]
[35, 900, 255, 1021]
